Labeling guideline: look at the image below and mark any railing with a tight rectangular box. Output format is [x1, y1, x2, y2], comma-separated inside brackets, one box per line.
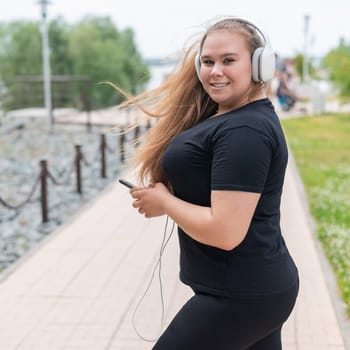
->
[0, 124, 148, 223]
[1, 75, 91, 112]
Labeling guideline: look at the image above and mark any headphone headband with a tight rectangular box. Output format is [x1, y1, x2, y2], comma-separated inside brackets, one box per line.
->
[195, 17, 275, 83]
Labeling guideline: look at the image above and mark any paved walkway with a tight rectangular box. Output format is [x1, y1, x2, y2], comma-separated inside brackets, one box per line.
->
[1, 107, 350, 349]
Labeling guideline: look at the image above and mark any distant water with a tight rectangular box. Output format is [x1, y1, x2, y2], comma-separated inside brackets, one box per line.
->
[146, 64, 176, 91]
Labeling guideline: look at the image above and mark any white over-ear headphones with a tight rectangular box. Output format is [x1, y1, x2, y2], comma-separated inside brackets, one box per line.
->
[195, 17, 276, 83]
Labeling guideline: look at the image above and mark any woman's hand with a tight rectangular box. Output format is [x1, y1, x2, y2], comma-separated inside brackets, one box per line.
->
[130, 182, 171, 218]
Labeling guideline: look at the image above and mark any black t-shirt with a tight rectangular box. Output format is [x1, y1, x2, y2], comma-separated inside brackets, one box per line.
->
[162, 98, 298, 298]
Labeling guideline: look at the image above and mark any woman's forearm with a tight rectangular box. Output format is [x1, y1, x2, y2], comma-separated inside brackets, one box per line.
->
[162, 193, 243, 251]
[131, 184, 256, 251]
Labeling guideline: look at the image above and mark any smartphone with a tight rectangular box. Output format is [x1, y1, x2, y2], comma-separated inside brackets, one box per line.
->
[118, 178, 136, 189]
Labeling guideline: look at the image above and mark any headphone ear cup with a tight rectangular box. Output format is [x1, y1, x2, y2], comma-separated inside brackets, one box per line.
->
[195, 52, 202, 82]
[259, 47, 276, 82]
[251, 47, 276, 82]
[251, 47, 263, 82]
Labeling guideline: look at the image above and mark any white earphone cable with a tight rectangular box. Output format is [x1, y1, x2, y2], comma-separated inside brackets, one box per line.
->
[132, 216, 175, 342]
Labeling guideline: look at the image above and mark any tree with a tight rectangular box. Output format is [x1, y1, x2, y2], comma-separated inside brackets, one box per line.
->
[0, 16, 150, 110]
[119, 28, 151, 94]
[294, 53, 317, 81]
[49, 17, 73, 76]
[67, 16, 150, 108]
[0, 21, 42, 108]
[323, 38, 350, 97]
[0, 21, 42, 79]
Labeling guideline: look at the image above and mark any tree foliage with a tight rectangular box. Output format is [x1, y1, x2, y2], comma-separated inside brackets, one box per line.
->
[0, 21, 42, 78]
[0, 16, 150, 110]
[323, 38, 350, 97]
[293, 53, 317, 81]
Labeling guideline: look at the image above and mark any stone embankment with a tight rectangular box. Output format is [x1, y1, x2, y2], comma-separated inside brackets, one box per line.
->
[0, 109, 136, 271]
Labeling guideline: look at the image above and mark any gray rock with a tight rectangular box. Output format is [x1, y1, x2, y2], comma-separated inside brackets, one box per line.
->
[0, 115, 135, 272]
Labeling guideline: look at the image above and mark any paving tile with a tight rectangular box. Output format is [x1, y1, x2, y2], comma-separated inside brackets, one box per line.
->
[0, 161, 348, 349]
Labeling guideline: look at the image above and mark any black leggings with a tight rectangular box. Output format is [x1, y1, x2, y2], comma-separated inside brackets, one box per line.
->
[152, 280, 298, 350]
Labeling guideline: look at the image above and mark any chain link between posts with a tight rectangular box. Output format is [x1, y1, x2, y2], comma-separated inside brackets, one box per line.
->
[0, 126, 144, 222]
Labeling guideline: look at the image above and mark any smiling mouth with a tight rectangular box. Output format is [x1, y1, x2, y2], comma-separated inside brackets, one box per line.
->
[210, 82, 230, 88]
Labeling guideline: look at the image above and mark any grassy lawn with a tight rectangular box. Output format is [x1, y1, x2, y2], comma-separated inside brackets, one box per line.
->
[281, 113, 350, 316]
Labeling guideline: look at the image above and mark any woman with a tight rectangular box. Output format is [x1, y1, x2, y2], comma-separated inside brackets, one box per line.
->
[123, 17, 299, 350]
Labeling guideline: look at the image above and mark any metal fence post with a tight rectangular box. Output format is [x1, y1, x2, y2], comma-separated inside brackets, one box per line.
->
[134, 124, 140, 146]
[100, 134, 107, 178]
[75, 145, 82, 194]
[119, 128, 125, 163]
[40, 159, 49, 223]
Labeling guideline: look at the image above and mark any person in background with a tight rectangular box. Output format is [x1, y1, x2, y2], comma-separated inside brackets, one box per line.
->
[276, 69, 297, 111]
[120, 16, 299, 349]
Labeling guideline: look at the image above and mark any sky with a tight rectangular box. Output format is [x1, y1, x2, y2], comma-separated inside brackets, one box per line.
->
[0, 0, 348, 60]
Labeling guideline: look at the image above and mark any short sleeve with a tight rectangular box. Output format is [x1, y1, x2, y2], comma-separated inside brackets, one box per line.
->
[211, 126, 274, 193]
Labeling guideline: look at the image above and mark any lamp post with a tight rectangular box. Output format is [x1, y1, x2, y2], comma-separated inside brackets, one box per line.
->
[37, 0, 53, 130]
[303, 14, 310, 83]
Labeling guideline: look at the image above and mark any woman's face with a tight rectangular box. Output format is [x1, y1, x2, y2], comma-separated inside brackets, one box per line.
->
[199, 30, 256, 114]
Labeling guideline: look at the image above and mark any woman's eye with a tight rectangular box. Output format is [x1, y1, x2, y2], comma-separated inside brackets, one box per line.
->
[202, 60, 214, 66]
[203, 61, 212, 65]
[224, 58, 235, 64]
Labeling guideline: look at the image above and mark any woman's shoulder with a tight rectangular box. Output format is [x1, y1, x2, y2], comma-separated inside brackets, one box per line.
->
[216, 99, 278, 132]
[208, 100, 284, 152]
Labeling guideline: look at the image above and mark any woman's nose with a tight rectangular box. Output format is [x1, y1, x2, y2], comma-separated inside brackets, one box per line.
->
[210, 63, 224, 76]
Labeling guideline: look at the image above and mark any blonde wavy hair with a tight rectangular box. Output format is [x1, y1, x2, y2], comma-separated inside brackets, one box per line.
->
[117, 17, 265, 186]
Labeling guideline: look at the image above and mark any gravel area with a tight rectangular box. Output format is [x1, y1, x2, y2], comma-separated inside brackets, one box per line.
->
[0, 113, 133, 272]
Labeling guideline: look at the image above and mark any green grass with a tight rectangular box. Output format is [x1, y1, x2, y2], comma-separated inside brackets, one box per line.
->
[282, 113, 350, 316]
